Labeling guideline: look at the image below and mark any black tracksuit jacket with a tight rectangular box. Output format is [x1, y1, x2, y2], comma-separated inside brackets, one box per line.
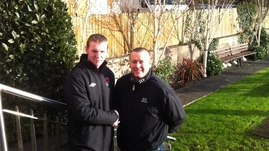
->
[64, 54, 118, 151]
[114, 70, 186, 151]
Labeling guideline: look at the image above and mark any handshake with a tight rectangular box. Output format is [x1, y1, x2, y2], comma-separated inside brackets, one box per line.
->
[112, 110, 120, 127]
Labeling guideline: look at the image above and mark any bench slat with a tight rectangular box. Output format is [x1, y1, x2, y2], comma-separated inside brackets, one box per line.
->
[210, 43, 257, 65]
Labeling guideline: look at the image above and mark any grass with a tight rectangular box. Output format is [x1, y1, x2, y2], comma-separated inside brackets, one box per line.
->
[171, 67, 269, 151]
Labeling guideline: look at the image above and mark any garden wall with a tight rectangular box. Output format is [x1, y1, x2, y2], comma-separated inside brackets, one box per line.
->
[107, 44, 201, 80]
[107, 34, 241, 79]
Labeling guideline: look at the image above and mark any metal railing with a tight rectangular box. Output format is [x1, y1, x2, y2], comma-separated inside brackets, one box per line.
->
[0, 83, 176, 151]
[0, 83, 67, 151]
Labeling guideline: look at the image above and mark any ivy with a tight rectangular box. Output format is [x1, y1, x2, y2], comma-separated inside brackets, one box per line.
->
[237, 1, 258, 43]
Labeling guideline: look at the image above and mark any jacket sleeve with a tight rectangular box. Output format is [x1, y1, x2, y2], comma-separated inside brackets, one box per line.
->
[64, 72, 119, 125]
[164, 89, 186, 133]
[111, 77, 122, 113]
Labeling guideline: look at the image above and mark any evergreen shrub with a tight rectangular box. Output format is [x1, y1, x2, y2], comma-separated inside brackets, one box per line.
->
[0, 0, 78, 144]
[153, 56, 177, 85]
[206, 53, 223, 76]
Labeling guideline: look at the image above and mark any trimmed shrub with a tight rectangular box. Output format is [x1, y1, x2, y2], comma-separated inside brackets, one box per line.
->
[0, 0, 78, 144]
[253, 46, 267, 59]
[206, 53, 223, 76]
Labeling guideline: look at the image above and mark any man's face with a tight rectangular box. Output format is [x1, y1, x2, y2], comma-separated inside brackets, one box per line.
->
[86, 41, 108, 68]
[129, 51, 151, 79]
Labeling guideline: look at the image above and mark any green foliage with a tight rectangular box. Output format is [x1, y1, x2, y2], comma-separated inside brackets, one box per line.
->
[153, 56, 205, 89]
[206, 54, 223, 76]
[190, 10, 207, 51]
[153, 56, 176, 84]
[208, 38, 219, 52]
[250, 28, 269, 59]
[207, 38, 223, 76]
[259, 28, 269, 51]
[237, 1, 258, 43]
[0, 0, 78, 144]
[252, 46, 267, 59]
[178, 41, 184, 46]
[184, 9, 206, 49]
[173, 58, 204, 87]
[184, 10, 194, 43]
[191, 38, 204, 51]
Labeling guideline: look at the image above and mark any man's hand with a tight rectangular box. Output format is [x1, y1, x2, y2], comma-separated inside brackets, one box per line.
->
[112, 119, 119, 127]
[112, 110, 120, 127]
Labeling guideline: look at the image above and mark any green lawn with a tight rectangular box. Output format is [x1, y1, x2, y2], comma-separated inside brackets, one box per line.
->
[171, 67, 269, 151]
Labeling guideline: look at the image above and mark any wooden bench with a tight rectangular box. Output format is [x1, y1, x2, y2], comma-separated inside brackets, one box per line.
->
[210, 43, 257, 66]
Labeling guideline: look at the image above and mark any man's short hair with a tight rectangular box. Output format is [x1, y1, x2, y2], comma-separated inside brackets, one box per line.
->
[132, 47, 150, 54]
[86, 34, 108, 48]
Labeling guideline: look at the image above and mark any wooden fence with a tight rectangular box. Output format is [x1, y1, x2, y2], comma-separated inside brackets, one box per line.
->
[62, 1, 269, 58]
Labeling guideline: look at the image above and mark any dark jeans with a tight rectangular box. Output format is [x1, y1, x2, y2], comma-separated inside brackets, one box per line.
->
[155, 143, 164, 151]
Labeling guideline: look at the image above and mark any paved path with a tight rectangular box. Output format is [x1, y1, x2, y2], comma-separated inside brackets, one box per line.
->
[175, 56, 269, 107]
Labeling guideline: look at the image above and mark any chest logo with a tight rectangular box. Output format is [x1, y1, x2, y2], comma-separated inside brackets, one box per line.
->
[105, 77, 110, 87]
[138, 78, 145, 84]
[89, 83, 96, 87]
[141, 97, 148, 103]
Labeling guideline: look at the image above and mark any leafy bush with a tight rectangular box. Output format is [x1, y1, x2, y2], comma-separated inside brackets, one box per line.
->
[206, 38, 222, 77]
[0, 0, 78, 144]
[173, 58, 204, 87]
[259, 28, 269, 52]
[250, 28, 269, 59]
[252, 46, 267, 59]
[206, 53, 223, 76]
[208, 38, 219, 52]
[153, 56, 176, 84]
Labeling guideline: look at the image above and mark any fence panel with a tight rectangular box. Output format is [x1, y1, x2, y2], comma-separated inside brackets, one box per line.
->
[69, 8, 244, 58]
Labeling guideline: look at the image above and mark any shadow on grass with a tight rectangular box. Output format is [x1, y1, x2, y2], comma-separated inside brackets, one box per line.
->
[211, 72, 269, 98]
[245, 82, 269, 97]
[185, 108, 269, 117]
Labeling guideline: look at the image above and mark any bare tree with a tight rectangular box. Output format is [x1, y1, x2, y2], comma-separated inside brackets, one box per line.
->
[185, 0, 235, 77]
[105, 0, 191, 65]
[148, 0, 191, 65]
[252, 0, 269, 46]
[61, 0, 110, 55]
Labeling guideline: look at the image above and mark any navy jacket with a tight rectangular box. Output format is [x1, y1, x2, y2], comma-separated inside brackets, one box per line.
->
[64, 54, 118, 151]
[114, 70, 185, 151]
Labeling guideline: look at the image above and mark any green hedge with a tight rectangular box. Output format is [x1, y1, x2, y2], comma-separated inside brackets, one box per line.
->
[0, 0, 78, 144]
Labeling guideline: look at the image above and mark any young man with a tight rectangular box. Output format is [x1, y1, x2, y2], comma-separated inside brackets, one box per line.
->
[64, 34, 119, 151]
[114, 47, 186, 151]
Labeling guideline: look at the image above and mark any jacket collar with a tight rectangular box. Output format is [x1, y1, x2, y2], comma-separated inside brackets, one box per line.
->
[80, 54, 107, 73]
[130, 69, 152, 84]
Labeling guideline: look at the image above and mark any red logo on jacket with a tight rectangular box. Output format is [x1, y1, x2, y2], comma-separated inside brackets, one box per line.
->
[105, 77, 110, 87]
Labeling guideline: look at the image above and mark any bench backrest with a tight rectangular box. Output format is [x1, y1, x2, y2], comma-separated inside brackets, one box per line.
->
[210, 43, 249, 58]
[230, 43, 248, 55]
[210, 47, 231, 58]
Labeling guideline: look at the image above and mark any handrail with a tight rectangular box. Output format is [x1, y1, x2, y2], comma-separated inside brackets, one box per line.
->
[0, 83, 176, 151]
[0, 83, 67, 151]
[2, 109, 67, 125]
[0, 83, 67, 110]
